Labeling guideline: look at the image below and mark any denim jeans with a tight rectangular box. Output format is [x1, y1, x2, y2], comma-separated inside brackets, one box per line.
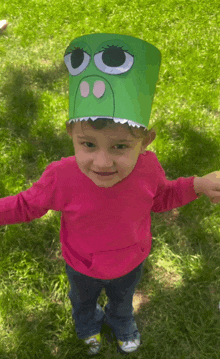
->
[65, 259, 146, 341]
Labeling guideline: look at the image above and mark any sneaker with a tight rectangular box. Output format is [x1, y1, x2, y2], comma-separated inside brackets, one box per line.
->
[84, 333, 101, 355]
[117, 337, 141, 354]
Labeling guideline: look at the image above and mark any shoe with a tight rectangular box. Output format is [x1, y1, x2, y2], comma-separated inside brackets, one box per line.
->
[84, 333, 101, 355]
[0, 20, 8, 31]
[117, 337, 141, 354]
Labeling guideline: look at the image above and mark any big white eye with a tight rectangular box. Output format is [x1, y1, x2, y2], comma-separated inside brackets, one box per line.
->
[64, 47, 91, 76]
[94, 45, 134, 74]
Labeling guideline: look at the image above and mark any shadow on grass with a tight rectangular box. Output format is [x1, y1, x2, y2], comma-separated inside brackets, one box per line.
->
[1, 62, 73, 184]
[1, 62, 220, 358]
[133, 197, 220, 357]
[1, 209, 220, 358]
[1, 60, 220, 179]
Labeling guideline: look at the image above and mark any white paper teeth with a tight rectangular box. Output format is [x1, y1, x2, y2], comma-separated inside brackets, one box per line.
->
[67, 117, 146, 129]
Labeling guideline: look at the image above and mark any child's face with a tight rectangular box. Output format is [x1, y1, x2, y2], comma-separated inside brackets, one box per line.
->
[68, 121, 156, 188]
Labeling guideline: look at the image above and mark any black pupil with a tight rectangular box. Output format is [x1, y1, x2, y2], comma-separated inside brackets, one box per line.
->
[102, 47, 126, 67]
[71, 47, 126, 69]
[71, 48, 84, 69]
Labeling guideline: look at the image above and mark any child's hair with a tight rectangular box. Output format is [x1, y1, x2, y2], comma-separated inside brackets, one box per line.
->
[66, 117, 153, 142]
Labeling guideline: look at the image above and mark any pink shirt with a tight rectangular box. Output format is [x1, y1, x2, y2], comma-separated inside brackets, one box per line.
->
[0, 151, 199, 279]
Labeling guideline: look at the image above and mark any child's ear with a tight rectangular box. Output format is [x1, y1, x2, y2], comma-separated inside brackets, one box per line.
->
[140, 128, 156, 153]
[144, 128, 156, 146]
[148, 128, 156, 143]
[66, 122, 72, 137]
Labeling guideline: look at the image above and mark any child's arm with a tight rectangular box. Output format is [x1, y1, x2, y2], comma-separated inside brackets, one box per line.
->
[0, 162, 62, 226]
[0, 192, 49, 225]
[151, 168, 219, 213]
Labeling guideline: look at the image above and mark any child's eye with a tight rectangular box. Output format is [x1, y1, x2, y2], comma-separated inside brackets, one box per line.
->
[81, 142, 128, 150]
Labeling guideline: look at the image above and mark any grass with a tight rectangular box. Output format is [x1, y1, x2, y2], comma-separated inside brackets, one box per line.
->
[0, 0, 220, 358]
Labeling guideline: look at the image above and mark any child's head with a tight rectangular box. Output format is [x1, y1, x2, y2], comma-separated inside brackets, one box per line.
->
[66, 118, 156, 188]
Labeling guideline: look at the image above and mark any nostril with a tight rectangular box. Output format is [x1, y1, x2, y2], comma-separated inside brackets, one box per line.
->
[93, 81, 106, 98]
[80, 81, 90, 97]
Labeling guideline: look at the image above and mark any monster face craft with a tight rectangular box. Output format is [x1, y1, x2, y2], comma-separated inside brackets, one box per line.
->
[64, 33, 161, 130]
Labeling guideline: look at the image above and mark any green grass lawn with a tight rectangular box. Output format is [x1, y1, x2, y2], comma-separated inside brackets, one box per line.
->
[0, 0, 220, 358]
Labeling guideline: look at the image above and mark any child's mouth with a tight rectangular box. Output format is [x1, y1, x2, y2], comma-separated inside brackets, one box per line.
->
[93, 171, 117, 176]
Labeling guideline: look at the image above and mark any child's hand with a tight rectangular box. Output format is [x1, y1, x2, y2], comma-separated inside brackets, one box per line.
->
[195, 171, 220, 204]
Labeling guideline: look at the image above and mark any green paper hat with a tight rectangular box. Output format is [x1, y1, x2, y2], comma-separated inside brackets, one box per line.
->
[64, 33, 161, 130]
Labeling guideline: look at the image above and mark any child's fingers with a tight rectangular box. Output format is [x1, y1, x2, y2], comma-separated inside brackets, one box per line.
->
[210, 196, 220, 204]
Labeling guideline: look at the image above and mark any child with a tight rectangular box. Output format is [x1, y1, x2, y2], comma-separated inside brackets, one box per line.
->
[0, 33, 220, 356]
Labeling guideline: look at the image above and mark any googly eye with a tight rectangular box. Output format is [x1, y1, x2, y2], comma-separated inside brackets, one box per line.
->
[94, 46, 134, 75]
[64, 48, 91, 76]
[64, 45, 134, 76]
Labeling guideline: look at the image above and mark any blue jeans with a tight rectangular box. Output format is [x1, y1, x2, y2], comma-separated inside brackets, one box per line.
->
[65, 259, 146, 341]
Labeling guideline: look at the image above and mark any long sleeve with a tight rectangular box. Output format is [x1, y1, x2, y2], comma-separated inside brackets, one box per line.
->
[151, 159, 198, 212]
[0, 162, 62, 225]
